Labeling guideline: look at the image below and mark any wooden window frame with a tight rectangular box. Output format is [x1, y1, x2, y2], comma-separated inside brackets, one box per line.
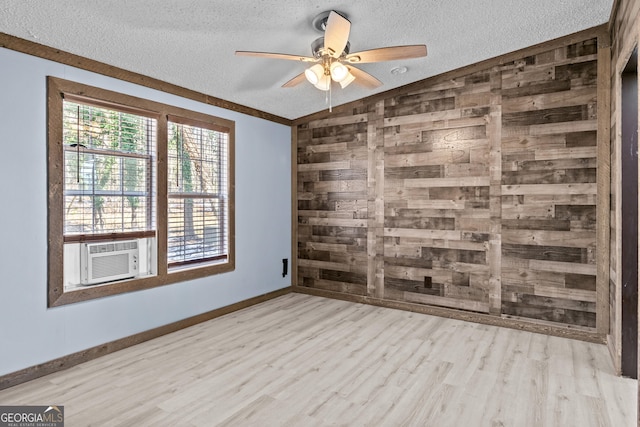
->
[47, 77, 235, 307]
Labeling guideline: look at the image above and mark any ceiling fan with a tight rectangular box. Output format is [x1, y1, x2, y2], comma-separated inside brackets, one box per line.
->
[235, 10, 427, 92]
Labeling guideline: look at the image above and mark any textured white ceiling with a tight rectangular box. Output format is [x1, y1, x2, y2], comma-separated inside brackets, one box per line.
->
[0, 0, 613, 120]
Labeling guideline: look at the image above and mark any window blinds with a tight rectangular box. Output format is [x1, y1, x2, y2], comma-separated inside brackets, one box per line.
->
[167, 118, 229, 266]
[62, 100, 157, 239]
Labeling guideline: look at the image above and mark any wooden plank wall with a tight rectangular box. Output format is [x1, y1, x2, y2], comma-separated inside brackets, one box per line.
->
[297, 111, 370, 295]
[382, 70, 496, 314]
[296, 32, 606, 335]
[608, 0, 640, 373]
[500, 39, 599, 329]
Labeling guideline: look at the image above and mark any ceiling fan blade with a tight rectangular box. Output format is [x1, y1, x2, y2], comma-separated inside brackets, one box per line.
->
[349, 66, 383, 89]
[346, 45, 427, 63]
[235, 51, 316, 62]
[282, 72, 307, 88]
[324, 11, 351, 58]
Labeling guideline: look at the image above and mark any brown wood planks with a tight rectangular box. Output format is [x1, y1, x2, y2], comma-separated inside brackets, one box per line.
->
[296, 32, 604, 333]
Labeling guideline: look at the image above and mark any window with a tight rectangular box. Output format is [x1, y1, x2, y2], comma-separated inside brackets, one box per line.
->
[48, 77, 235, 306]
[167, 118, 229, 267]
[62, 99, 156, 239]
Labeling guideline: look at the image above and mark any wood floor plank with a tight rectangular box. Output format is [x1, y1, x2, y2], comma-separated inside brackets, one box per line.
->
[0, 293, 635, 426]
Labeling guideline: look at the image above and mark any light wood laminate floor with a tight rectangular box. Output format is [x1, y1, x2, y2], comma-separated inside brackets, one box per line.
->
[0, 293, 636, 426]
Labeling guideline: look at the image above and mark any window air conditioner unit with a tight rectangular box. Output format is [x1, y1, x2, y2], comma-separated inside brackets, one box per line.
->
[81, 240, 139, 285]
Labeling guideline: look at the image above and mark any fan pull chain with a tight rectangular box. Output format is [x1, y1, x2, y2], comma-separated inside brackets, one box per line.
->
[324, 79, 332, 112]
[324, 85, 329, 109]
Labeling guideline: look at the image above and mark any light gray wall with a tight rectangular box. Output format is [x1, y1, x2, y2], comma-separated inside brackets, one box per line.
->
[0, 47, 292, 376]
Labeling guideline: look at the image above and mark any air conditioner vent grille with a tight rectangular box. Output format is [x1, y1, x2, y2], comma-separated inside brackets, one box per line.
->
[89, 241, 138, 254]
[92, 253, 130, 279]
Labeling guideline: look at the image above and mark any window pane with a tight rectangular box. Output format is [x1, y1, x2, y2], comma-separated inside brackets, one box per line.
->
[64, 152, 149, 194]
[64, 194, 150, 235]
[63, 102, 151, 154]
[167, 123, 226, 195]
[62, 101, 156, 236]
[167, 197, 226, 263]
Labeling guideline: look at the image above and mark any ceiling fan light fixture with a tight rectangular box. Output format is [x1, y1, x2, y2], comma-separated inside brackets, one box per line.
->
[330, 61, 349, 82]
[314, 74, 331, 91]
[304, 64, 324, 85]
[339, 71, 356, 89]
